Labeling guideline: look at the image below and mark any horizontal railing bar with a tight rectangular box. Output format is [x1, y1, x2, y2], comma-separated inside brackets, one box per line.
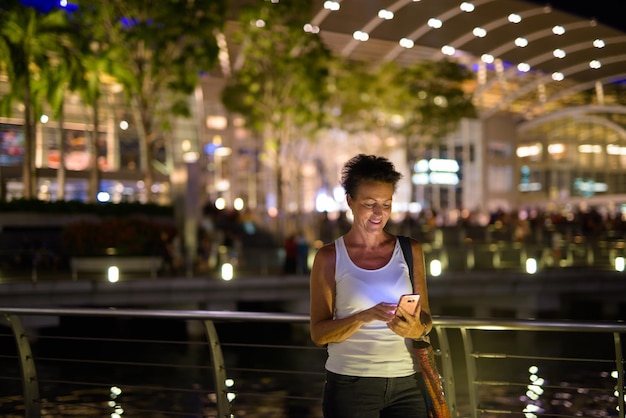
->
[0, 307, 311, 322]
[35, 378, 208, 395]
[235, 392, 322, 401]
[472, 353, 615, 362]
[36, 357, 323, 377]
[226, 367, 324, 376]
[222, 342, 324, 350]
[33, 334, 202, 346]
[48, 403, 108, 414]
[4, 307, 626, 333]
[103, 405, 201, 417]
[475, 380, 612, 392]
[477, 410, 578, 418]
[35, 357, 214, 370]
[439, 317, 626, 332]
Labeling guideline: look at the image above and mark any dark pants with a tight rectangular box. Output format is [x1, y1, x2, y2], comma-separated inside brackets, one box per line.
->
[323, 371, 428, 418]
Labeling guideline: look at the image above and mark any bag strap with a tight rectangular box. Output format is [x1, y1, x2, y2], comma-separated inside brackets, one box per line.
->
[398, 235, 414, 286]
[399, 235, 432, 348]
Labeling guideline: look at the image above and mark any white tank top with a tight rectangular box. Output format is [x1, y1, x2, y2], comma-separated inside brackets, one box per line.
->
[325, 236, 418, 377]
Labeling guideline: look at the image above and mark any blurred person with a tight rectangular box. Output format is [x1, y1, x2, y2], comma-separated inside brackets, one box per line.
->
[309, 154, 433, 418]
[283, 234, 298, 274]
[296, 232, 310, 274]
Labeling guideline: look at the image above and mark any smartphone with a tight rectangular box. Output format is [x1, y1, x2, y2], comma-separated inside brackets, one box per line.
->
[395, 294, 420, 316]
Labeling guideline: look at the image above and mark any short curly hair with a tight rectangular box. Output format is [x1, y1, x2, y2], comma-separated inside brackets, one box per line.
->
[341, 154, 403, 198]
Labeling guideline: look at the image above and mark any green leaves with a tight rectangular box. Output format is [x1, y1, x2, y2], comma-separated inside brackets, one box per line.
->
[222, 0, 333, 137]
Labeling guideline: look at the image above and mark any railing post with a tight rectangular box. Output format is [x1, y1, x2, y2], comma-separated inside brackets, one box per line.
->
[460, 327, 478, 418]
[4, 314, 41, 418]
[203, 319, 231, 417]
[614, 332, 625, 418]
[433, 326, 457, 416]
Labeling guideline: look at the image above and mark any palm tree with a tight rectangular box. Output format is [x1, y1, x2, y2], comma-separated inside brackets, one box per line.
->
[0, 0, 73, 199]
[40, 36, 86, 201]
[59, 2, 133, 203]
[80, 0, 228, 202]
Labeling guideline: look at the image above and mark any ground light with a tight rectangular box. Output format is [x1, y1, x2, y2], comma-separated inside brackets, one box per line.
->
[526, 258, 538, 274]
[429, 259, 442, 277]
[108, 266, 119, 283]
[221, 263, 234, 281]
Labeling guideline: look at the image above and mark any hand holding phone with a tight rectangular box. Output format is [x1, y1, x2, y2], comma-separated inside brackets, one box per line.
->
[395, 294, 420, 317]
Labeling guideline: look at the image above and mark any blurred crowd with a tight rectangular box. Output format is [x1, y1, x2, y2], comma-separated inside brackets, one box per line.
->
[400, 206, 625, 246]
[317, 205, 626, 247]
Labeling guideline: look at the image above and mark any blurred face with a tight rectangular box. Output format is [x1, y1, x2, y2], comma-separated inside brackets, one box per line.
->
[347, 180, 394, 233]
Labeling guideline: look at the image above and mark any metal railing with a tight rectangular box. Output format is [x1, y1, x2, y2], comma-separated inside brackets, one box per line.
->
[1, 308, 624, 418]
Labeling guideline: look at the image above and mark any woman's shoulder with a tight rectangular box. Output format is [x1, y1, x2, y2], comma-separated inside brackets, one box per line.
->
[311, 241, 337, 276]
[316, 241, 337, 259]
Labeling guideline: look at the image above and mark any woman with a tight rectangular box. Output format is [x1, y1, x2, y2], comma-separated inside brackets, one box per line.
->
[310, 154, 432, 418]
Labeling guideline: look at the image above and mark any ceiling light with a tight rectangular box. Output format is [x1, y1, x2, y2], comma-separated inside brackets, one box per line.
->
[481, 54, 494, 63]
[303, 23, 320, 33]
[593, 39, 605, 48]
[460, 2, 474, 12]
[552, 25, 565, 35]
[508, 13, 521, 24]
[472, 27, 487, 37]
[353, 31, 369, 41]
[428, 18, 442, 29]
[589, 60, 602, 69]
[378, 9, 394, 20]
[515, 37, 528, 47]
[441, 45, 455, 56]
[551, 72, 564, 81]
[553, 48, 566, 58]
[517, 63, 530, 72]
[399, 38, 414, 48]
[323, 1, 340, 11]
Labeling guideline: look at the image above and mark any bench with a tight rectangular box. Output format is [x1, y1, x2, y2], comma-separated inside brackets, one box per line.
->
[70, 256, 161, 280]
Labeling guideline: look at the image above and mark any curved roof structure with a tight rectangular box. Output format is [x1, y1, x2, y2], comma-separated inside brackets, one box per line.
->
[309, 0, 626, 122]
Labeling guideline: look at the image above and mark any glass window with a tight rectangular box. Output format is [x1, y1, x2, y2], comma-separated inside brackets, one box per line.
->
[488, 165, 512, 192]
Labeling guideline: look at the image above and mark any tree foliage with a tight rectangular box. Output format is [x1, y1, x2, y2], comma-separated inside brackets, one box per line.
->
[221, 0, 334, 236]
[74, 0, 227, 200]
[394, 59, 476, 141]
[0, 0, 75, 198]
[222, 0, 333, 138]
[327, 59, 476, 143]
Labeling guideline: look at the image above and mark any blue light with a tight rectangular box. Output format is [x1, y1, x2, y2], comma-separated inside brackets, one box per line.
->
[204, 143, 221, 155]
[120, 17, 139, 28]
[19, 0, 56, 13]
[19, 0, 77, 13]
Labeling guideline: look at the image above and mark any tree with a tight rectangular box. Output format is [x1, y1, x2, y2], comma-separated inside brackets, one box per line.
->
[66, 2, 133, 202]
[221, 0, 334, 238]
[393, 59, 476, 145]
[0, 0, 74, 199]
[80, 0, 228, 202]
[326, 58, 476, 149]
[40, 50, 81, 201]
